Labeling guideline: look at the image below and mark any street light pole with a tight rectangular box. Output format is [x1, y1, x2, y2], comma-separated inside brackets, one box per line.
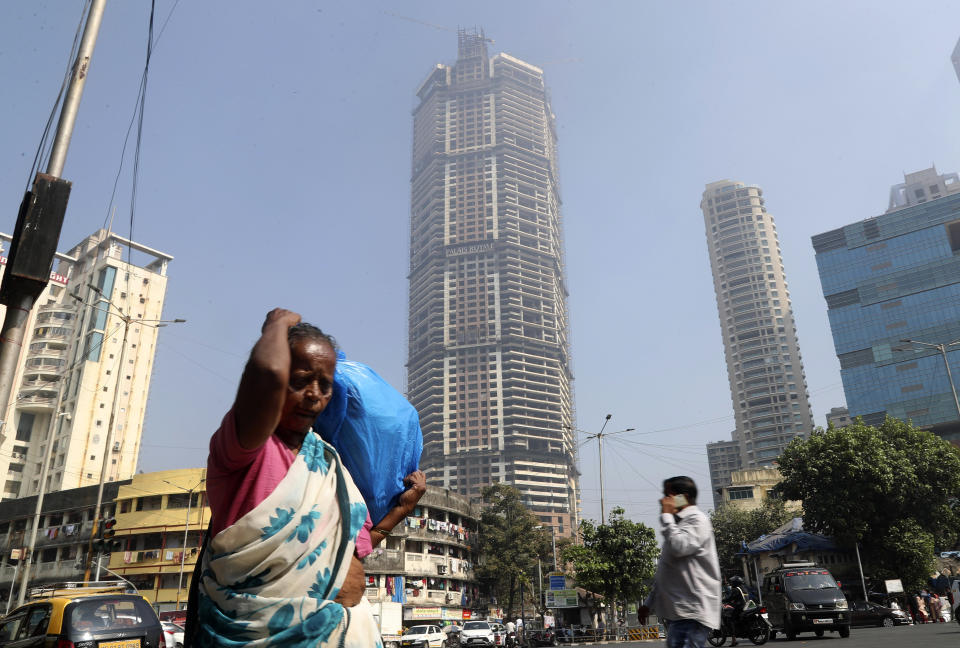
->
[163, 478, 205, 609]
[900, 338, 960, 419]
[81, 287, 185, 583]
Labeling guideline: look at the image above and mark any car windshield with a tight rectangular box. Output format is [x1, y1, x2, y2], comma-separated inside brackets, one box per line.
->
[405, 626, 430, 635]
[464, 621, 490, 630]
[785, 572, 838, 591]
[68, 598, 157, 633]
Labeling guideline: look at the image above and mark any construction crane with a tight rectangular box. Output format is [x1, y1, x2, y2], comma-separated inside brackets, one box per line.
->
[383, 11, 494, 44]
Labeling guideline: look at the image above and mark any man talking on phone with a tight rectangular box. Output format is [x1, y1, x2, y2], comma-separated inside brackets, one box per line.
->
[638, 476, 721, 648]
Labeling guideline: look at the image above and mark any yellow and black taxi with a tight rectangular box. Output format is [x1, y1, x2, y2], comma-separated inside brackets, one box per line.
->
[0, 583, 165, 648]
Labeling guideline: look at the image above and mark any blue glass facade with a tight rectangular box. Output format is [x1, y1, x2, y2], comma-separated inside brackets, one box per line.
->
[813, 192, 960, 433]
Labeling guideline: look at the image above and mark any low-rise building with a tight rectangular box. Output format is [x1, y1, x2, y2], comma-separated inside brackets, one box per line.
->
[363, 488, 481, 624]
[0, 469, 482, 618]
[0, 481, 128, 610]
[719, 467, 789, 511]
[107, 468, 208, 612]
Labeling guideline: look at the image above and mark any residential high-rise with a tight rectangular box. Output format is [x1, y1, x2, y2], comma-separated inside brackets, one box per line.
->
[1, 229, 172, 499]
[706, 438, 741, 510]
[701, 180, 815, 493]
[813, 167, 960, 440]
[406, 32, 577, 534]
[825, 407, 851, 429]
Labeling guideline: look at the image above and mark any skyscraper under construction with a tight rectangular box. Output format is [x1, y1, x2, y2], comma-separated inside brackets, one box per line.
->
[406, 31, 578, 534]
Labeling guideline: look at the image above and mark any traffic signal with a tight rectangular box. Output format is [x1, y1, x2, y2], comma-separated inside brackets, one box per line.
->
[93, 517, 117, 554]
[101, 518, 117, 553]
[102, 517, 117, 541]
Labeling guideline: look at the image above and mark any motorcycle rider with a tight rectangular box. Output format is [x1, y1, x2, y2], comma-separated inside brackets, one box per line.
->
[722, 576, 749, 646]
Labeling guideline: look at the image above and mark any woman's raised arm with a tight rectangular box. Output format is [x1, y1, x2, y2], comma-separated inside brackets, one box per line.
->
[233, 308, 301, 450]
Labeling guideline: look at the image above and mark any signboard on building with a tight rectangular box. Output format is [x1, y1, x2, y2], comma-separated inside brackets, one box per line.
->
[549, 573, 567, 590]
[409, 607, 442, 620]
[445, 242, 496, 257]
[463, 610, 472, 620]
[10, 549, 20, 560]
[441, 609, 463, 621]
[545, 590, 578, 608]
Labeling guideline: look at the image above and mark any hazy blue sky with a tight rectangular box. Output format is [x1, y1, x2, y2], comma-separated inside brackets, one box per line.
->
[2, 1, 959, 530]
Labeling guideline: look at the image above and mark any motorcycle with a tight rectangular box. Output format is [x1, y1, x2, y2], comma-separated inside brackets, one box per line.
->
[504, 630, 517, 648]
[708, 602, 772, 646]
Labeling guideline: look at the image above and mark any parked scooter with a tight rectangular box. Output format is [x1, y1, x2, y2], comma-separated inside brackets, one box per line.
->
[708, 602, 772, 646]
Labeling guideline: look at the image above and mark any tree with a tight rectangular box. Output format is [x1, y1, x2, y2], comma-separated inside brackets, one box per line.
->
[475, 484, 552, 618]
[710, 499, 795, 574]
[562, 507, 659, 626]
[776, 417, 960, 590]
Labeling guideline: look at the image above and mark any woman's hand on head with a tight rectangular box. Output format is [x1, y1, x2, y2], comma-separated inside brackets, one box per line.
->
[399, 471, 427, 511]
[262, 308, 301, 333]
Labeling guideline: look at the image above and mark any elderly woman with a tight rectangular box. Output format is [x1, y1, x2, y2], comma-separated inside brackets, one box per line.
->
[194, 308, 384, 647]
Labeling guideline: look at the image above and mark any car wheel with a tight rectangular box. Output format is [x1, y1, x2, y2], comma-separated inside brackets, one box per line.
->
[838, 626, 850, 638]
[814, 629, 824, 637]
[881, 617, 894, 627]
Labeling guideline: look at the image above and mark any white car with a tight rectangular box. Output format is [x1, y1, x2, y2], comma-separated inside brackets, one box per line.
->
[161, 621, 184, 648]
[401, 624, 447, 648]
[460, 620, 496, 646]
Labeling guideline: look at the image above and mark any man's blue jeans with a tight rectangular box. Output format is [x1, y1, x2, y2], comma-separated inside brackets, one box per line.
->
[665, 619, 711, 648]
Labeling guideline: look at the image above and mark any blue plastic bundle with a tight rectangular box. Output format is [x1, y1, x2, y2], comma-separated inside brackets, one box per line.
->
[314, 355, 423, 524]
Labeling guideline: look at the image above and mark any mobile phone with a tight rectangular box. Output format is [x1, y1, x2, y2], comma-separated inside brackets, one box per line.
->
[673, 494, 688, 508]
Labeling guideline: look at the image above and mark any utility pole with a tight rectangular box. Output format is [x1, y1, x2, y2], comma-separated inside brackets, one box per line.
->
[15, 410, 70, 605]
[584, 415, 634, 524]
[0, 0, 107, 437]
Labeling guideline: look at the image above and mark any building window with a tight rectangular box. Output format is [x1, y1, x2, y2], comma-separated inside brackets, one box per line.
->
[728, 487, 754, 500]
[15, 413, 34, 442]
[136, 495, 162, 511]
[947, 221, 960, 253]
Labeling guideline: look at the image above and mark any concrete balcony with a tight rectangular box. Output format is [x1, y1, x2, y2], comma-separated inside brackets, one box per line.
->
[15, 393, 57, 410]
[362, 548, 404, 573]
[398, 525, 471, 547]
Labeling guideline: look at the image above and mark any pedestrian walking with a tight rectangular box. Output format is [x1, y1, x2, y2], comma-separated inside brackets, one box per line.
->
[638, 476, 721, 648]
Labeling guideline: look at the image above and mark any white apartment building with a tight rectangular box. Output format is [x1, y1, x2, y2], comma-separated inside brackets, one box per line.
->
[701, 181, 814, 488]
[1, 229, 171, 499]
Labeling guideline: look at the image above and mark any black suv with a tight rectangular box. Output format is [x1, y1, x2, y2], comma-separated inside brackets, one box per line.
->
[761, 563, 850, 640]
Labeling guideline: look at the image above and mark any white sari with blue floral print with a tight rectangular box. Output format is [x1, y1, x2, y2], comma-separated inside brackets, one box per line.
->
[197, 431, 382, 648]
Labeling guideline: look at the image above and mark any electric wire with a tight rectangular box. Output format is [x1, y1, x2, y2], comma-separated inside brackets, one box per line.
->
[24, 0, 90, 190]
[100, 0, 181, 235]
[125, 0, 155, 273]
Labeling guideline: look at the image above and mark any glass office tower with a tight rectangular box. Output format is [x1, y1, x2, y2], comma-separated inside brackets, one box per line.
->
[813, 167, 960, 439]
